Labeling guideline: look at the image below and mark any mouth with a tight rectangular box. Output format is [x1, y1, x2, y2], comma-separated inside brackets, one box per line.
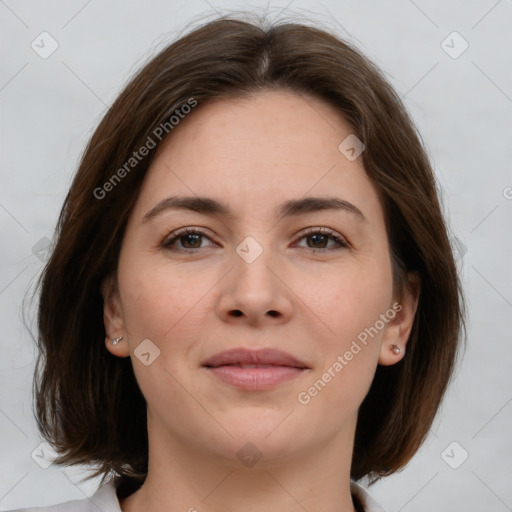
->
[201, 348, 309, 391]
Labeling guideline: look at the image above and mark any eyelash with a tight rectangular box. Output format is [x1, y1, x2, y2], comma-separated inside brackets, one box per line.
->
[161, 227, 348, 253]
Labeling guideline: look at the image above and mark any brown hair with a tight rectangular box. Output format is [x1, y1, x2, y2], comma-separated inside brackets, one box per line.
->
[32, 14, 465, 494]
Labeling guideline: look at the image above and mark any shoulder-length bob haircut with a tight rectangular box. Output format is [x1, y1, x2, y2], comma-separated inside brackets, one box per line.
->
[33, 14, 465, 493]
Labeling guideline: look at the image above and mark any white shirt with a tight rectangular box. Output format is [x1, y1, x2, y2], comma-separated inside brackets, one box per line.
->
[6, 481, 386, 512]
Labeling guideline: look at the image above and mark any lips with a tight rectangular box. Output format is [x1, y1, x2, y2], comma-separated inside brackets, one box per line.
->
[202, 348, 309, 390]
[202, 348, 309, 369]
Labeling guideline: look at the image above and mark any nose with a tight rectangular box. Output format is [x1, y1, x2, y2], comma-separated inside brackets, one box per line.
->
[215, 245, 294, 327]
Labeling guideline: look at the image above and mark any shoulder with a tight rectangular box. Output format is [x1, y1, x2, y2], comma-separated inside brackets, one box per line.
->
[4, 481, 122, 512]
[351, 481, 387, 512]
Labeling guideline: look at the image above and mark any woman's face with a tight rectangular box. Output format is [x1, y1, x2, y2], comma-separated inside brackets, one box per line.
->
[104, 90, 415, 468]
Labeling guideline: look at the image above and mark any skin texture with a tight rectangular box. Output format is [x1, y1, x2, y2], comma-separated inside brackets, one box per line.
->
[103, 90, 420, 512]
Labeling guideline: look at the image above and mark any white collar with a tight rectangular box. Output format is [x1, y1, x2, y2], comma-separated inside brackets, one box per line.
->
[350, 481, 387, 511]
[43, 479, 386, 512]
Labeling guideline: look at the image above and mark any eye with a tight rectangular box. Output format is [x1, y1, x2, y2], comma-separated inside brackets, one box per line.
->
[294, 227, 348, 252]
[161, 227, 216, 251]
[161, 226, 348, 253]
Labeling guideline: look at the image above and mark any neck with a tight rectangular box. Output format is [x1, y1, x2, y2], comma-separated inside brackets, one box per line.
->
[119, 417, 359, 512]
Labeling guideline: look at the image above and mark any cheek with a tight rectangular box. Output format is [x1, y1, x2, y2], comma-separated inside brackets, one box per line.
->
[116, 254, 228, 392]
[119, 274, 171, 340]
[295, 255, 393, 410]
[301, 254, 394, 350]
[115, 257, 210, 397]
[117, 254, 210, 340]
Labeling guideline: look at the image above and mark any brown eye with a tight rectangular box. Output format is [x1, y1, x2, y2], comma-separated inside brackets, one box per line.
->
[295, 228, 348, 252]
[181, 233, 203, 248]
[306, 233, 329, 248]
[162, 228, 215, 251]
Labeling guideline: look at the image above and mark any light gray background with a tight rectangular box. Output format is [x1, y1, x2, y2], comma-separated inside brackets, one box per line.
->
[1, 1, 511, 510]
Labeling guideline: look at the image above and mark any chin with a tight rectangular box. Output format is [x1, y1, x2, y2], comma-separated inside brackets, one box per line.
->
[211, 410, 318, 461]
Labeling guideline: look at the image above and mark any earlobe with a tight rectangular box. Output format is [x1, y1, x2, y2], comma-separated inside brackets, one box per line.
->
[379, 271, 421, 366]
[101, 275, 130, 358]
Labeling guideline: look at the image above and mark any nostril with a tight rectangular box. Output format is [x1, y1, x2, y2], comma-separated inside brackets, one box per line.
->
[228, 310, 280, 318]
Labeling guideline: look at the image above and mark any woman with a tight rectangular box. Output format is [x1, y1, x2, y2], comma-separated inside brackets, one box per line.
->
[10, 14, 464, 512]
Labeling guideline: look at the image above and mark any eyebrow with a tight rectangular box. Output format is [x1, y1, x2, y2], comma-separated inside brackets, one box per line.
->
[142, 195, 366, 223]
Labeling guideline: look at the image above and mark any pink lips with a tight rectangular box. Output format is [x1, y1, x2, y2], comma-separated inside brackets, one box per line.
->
[202, 348, 309, 390]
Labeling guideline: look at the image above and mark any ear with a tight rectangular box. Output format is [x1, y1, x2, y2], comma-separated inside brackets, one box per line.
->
[379, 271, 421, 366]
[101, 274, 130, 358]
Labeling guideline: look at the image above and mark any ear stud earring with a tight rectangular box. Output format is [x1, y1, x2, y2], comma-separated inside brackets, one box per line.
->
[111, 336, 123, 345]
[389, 344, 401, 355]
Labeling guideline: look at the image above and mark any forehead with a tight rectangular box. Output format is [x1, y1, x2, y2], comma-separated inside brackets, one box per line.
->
[156, 90, 354, 169]
[132, 90, 384, 225]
